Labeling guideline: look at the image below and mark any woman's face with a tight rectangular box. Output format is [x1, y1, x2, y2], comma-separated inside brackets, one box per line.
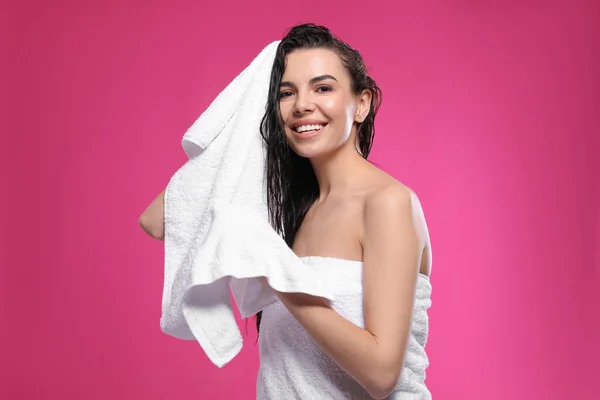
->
[278, 48, 368, 159]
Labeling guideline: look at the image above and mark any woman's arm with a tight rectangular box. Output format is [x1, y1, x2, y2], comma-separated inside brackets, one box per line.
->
[139, 189, 165, 240]
[264, 186, 428, 399]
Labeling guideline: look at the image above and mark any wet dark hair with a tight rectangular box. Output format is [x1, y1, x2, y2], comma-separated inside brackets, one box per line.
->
[255, 23, 382, 333]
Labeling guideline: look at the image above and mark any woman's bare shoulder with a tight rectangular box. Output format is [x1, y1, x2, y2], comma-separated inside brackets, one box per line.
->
[361, 167, 415, 205]
[361, 169, 428, 246]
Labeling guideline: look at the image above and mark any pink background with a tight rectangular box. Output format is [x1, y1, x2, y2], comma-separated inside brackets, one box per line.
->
[2, 1, 598, 399]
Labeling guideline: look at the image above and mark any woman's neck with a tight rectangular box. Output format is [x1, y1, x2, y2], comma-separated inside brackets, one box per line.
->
[310, 139, 370, 200]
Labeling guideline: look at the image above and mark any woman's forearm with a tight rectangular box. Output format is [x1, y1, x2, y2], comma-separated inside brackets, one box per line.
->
[139, 189, 165, 240]
[273, 291, 400, 399]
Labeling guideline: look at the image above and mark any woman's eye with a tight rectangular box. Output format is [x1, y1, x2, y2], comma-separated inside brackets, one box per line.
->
[279, 91, 293, 98]
[316, 86, 332, 93]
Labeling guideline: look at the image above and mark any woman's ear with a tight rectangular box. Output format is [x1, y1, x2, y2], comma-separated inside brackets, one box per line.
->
[354, 89, 373, 123]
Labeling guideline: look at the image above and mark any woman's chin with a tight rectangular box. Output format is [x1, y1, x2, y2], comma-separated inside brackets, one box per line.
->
[293, 144, 340, 160]
[290, 142, 325, 159]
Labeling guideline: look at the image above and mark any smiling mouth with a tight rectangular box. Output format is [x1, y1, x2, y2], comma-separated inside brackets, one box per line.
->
[294, 124, 327, 134]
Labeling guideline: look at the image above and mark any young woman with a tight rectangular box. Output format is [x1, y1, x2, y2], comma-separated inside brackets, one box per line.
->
[141, 24, 433, 400]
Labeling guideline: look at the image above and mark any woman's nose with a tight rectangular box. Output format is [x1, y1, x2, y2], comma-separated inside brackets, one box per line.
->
[293, 91, 316, 114]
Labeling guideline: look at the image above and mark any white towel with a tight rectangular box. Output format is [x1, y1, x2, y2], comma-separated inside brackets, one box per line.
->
[160, 41, 336, 368]
[257, 257, 432, 399]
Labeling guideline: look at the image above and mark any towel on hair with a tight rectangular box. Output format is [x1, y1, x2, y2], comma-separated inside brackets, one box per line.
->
[160, 40, 336, 368]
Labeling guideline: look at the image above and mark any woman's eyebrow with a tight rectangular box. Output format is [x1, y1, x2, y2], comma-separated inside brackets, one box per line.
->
[280, 74, 338, 88]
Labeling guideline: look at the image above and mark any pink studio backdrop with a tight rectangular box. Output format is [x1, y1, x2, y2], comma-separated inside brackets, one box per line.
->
[2, 1, 598, 399]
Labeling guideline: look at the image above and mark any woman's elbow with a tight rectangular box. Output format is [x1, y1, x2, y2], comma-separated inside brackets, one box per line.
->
[139, 189, 165, 240]
[139, 213, 164, 240]
[365, 362, 403, 399]
[367, 375, 400, 399]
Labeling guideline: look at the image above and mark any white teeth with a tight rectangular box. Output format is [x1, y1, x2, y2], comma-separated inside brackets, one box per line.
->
[295, 124, 325, 133]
